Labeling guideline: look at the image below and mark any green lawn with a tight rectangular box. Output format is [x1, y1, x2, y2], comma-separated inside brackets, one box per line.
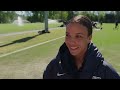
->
[0, 27, 65, 79]
[0, 38, 65, 79]
[0, 23, 120, 79]
[0, 22, 62, 34]
[92, 23, 120, 74]
[0, 28, 65, 55]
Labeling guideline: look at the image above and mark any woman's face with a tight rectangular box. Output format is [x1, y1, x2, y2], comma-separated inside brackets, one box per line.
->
[65, 23, 92, 57]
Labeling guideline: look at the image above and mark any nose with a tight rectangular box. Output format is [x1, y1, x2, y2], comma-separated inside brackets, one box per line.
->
[68, 37, 76, 45]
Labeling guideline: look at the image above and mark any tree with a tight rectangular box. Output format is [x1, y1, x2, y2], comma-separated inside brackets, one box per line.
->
[97, 11, 105, 22]
[115, 11, 120, 22]
[104, 12, 115, 23]
[0, 11, 17, 23]
[67, 11, 74, 20]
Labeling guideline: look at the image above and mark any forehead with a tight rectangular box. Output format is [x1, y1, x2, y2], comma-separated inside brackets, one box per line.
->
[66, 23, 88, 35]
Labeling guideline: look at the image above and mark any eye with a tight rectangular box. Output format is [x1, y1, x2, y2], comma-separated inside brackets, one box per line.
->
[66, 33, 70, 37]
[76, 35, 83, 38]
[66, 33, 68, 37]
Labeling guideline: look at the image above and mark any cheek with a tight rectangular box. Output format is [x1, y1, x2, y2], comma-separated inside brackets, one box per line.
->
[65, 39, 83, 48]
[65, 38, 76, 45]
[65, 38, 69, 46]
[77, 40, 89, 48]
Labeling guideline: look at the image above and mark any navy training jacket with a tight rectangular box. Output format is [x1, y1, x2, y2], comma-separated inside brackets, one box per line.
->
[43, 42, 120, 79]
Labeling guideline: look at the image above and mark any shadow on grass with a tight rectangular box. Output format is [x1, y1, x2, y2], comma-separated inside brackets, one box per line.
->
[0, 30, 51, 48]
[0, 34, 39, 47]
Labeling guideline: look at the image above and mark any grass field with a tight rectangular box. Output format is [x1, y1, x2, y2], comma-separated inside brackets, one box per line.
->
[0, 22, 62, 34]
[0, 23, 120, 79]
[92, 23, 120, 74]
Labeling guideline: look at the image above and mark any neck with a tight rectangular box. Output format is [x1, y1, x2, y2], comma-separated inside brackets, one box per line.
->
[73, 53, 85, 70]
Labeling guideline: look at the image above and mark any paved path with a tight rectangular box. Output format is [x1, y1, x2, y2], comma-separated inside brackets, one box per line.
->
[0, 27, 65, 37]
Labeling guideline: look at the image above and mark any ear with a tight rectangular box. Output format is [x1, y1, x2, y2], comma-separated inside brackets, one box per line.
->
[88, 35, 92, 43]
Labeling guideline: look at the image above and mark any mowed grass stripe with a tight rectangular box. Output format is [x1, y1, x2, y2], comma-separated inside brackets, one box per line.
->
[0, 36, 65, 58]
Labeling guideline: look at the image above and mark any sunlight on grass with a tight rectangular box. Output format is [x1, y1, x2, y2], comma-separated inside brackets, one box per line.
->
[0, 23, 120, 79]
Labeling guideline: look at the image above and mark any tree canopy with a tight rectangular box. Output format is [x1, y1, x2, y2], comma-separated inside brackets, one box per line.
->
[0, 11, 120, 23]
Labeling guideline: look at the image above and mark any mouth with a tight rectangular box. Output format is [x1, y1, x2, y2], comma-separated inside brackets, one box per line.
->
[70, 47, 79, 51]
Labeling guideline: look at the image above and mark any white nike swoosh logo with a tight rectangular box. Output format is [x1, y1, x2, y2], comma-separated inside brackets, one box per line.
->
[57, 72, 66, 76]
[92, 76, 101, 79]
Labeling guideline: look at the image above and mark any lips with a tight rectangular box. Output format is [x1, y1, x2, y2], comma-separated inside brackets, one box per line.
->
[69, 47, 79, 51]
[70, 47, 78, 49]
[68, 46, 80, 55]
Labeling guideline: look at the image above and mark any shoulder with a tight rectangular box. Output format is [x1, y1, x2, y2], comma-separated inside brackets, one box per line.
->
[43, 58, 59, 79]
[98, 60, 120, 79]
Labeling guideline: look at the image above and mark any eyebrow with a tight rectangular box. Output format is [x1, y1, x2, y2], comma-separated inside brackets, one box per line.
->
[66, 32, 84, 35]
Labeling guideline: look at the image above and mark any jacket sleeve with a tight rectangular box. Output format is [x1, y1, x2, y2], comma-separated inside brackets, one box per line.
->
[103, 61, 120, 79]
[43, 59, 56, 79]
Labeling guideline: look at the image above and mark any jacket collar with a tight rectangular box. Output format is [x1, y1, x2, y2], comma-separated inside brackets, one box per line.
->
[81, 43, 104, 76]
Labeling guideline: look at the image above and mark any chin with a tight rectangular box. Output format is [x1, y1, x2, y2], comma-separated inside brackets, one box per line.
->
[69, 51, 79, 56]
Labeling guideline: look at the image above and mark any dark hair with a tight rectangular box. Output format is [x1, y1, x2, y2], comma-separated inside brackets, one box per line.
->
[67, 15, 92, 36]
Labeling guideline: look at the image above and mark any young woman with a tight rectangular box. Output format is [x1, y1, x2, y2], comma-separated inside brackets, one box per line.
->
[43, 15, 120, 79]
